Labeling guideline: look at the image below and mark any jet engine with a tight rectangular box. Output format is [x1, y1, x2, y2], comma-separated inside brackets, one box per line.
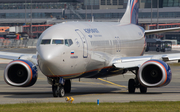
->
[4, 59, 38, 87]
[138, 60, 172, 87]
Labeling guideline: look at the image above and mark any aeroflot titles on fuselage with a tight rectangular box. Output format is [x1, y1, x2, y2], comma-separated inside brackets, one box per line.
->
[84, 28, 99, 33]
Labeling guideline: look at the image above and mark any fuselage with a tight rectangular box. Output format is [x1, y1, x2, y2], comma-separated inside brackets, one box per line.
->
[37, 22, 145, 79]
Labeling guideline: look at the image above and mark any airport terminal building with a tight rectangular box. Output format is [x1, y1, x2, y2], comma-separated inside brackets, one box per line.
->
[0, 0, 180, 24]
[0, 0, 180, 43]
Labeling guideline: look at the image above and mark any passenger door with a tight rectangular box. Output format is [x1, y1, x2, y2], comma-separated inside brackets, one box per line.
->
[75, 29, 88, 58]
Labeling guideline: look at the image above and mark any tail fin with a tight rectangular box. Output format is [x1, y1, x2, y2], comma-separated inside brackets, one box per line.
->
[120, 0, 139, 25]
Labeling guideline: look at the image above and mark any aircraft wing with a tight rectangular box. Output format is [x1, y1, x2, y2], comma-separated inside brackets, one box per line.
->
[145, 27, 180, 35]
[112, 53, 180, 69]
[0, 51, 37, 64]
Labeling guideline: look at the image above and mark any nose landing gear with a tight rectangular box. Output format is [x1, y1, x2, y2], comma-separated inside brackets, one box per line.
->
[52, 78, 71, 97]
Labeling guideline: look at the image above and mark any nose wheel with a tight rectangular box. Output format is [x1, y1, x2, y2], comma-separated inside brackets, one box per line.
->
[64, 79, 71, 93]
[52, 84, 58, 97]
[52, 85, 65, 97]
[52, 78, 71, 97]
[59, 86, 65, 97]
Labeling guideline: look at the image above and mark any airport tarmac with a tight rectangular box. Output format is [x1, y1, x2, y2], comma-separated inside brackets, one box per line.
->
[0, 48, 180, 104]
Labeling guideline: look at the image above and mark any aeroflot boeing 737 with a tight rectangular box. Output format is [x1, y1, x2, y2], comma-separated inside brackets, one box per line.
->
[1, 0, 180, 97]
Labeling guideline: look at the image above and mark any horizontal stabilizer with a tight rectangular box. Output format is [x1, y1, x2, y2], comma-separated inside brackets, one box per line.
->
[145, 27, 180, 35]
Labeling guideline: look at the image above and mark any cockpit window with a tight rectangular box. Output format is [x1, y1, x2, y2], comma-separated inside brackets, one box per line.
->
[65, 39, 73, 47]
[65, 40, 69, 46]
[41, 39, 51, 44]
[69, 39, 73, 46]
[52, 39, 64, 44]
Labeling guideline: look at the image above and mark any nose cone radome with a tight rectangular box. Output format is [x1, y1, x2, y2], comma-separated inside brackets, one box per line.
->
[37, 46, 63, 76]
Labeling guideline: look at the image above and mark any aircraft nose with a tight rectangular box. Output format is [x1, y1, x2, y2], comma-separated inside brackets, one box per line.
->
[38, 46, 55, 63]
[39, 49, 54, 63]
[37, 46, 62, 76]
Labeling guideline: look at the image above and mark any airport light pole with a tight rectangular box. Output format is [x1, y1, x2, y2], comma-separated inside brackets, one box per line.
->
[151, 0, 152, 25]
[85, 5, 87, 21]
[156, 0, 159, 39]
[157, 0, 159, 29]
[25, 0, 27, 25]
[91, 0, 93, 17]
[30, 0, 32, 38]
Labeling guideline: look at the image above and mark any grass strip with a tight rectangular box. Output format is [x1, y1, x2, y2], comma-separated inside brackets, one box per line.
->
[0, 101, 180, 112]
[169, 63, 180, 66]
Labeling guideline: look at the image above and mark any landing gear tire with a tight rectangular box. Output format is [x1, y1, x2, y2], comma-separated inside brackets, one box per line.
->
[52, 78, 70, 97]
[52, 85, 58, 97]
[64, 80, 71, 93]
[140, 84, 147, 93]
[59, 86, 65, 97]
[52, 79, 65, 97]
[128, 79, 135, 93]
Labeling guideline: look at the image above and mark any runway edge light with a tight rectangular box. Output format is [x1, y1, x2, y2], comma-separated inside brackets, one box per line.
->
[97, 99, 99, 105]
[65, 97, 74, 103]
[70, 97, 74, 103]
[65, 97, 70, 102]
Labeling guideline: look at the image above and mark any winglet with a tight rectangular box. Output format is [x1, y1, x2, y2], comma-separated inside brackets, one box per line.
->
[120, 0, 139, 25]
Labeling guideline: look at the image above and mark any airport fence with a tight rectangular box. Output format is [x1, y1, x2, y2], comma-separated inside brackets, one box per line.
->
[0, 39, 38, 48]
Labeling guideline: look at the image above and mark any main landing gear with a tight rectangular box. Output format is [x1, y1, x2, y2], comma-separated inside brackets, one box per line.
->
[52, 78, 71, 97]
[128, 69, 147, 94]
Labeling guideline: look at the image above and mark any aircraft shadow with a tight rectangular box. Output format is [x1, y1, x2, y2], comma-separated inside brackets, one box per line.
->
[2, 88, 180, 99]
[1, 92, 53, 98]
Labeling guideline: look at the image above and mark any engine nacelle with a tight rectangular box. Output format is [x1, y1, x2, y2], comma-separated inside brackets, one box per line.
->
[4, 59, 38, 87]
[138, 60, 172, 87]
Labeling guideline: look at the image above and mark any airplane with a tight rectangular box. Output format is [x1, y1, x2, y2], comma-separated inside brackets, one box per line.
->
[1, 0, 180, 97]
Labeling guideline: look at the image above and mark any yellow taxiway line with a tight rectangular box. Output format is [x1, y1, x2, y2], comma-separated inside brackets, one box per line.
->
[98, 78, 127, 88]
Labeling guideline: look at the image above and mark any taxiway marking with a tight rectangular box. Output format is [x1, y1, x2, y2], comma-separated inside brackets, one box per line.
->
[73, 80, 115, 86]
[98, 78, 127, 88]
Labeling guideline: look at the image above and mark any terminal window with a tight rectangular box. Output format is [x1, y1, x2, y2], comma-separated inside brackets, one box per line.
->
[107, 0, 111, 5]
[119, 0, 124, 5]
[113, 0, 117, 5]
[101, 0, 105, 5]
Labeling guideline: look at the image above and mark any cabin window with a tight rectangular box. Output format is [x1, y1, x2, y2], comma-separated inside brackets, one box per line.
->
[91, 40, 110, 46]
[52, 39, 64, 44]
[41, 39, 51, 44]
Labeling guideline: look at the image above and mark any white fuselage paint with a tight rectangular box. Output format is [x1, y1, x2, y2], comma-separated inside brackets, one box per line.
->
[37, 22, 145, 79]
